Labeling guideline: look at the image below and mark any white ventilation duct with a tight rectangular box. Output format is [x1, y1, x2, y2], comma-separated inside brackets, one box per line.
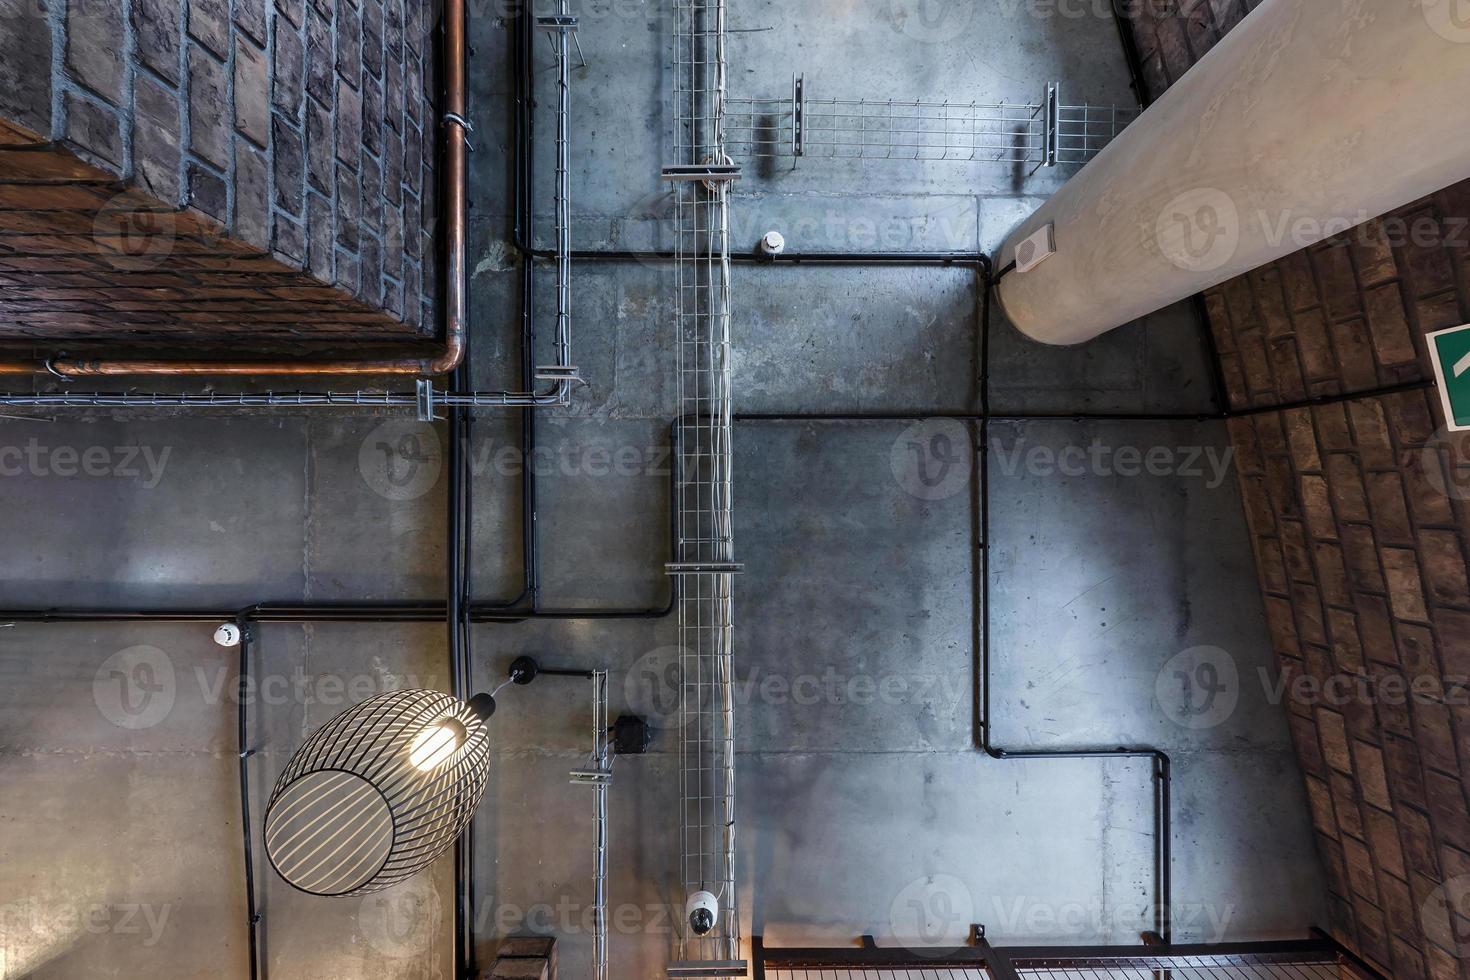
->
[996, 0, 1470, 346]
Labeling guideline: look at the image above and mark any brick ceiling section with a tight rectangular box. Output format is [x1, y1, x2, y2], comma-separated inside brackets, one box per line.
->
[1130, 2, 1470, 978]
[0, 0, 440, 359]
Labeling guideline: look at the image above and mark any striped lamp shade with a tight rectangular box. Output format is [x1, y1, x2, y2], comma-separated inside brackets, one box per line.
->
[264, 689, 494, 896]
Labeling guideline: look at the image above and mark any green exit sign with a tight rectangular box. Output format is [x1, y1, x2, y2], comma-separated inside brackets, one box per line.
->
[1429, 323, 1470, 432]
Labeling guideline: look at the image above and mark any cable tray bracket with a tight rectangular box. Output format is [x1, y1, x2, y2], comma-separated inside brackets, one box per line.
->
[535, 14, 579, 31]
[661, 164, 742, 183]
[415, 379, 440, 422]
[665, 562, 744, 576]
[668, 962, 749, 978]
[570, 768, 612, 786]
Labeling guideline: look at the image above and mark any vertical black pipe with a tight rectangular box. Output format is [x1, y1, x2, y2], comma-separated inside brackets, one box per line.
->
[974, 259, 1173, 943]
[1109, 0, 1154, 110]
[447, 7, 473, 972]
[520, 1, 542, 612]
[236, 619, 263, 980]
[449, 391, 472, 980]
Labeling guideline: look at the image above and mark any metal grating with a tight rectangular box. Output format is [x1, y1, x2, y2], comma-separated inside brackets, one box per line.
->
[669, 0, 742, 969]
[726, 93, 1138, 166]
[1012, 955, 1357, 980]
[769, 971, 991, 979]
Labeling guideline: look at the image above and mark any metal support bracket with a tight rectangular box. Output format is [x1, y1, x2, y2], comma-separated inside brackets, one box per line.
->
[415, 379, 440, 422]
[668, 962, 749, 979]
[570, 768, 612, 786]
[1037, 82, 1060, 173]
[535, 14, 579, 31]
[792, 74, 805, 157]
[661, 164, 743, 183]
[665, 562, 745, 576]
[975, 932, 1023, 980]
[534, 365, 583, 383]
[443, 111, 474, 152]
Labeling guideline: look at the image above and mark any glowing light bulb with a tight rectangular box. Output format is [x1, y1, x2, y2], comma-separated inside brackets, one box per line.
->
[409, 719, 467, 771]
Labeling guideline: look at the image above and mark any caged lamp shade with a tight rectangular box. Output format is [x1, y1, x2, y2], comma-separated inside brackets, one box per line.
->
[264, 689, 496, 896]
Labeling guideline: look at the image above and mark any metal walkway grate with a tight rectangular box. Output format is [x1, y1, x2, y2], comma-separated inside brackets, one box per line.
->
[1013, 955, 1355, 980]
[770, 970, 991, 979]
[769, 970, 991, 979]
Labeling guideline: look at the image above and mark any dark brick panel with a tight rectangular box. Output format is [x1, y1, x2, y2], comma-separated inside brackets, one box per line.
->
[0, 0, 442, 350]
[0, 147, 418, 354]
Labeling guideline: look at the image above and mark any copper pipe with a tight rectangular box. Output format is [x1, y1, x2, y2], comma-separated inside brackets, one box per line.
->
[0, 0, 467, 379]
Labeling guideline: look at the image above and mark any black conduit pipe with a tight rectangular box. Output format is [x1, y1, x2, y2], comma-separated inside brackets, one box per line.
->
[728, 258, 1176, 943]
[236, 619, 263, 980]
[449, 272, 475, 980]
[973, 261, 1173, 943]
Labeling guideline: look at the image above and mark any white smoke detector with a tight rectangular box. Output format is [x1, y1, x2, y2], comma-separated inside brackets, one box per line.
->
[213, 623, 243, 648]
[759, 231, 786, 256]
[1013, 222, 1056, 274]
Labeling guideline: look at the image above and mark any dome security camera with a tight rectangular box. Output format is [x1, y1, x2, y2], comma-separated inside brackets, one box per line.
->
[686, 890, 719, 936]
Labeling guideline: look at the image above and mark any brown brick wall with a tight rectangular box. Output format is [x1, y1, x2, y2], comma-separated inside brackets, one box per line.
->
[0, 0, 440, 356]
[1126, 2, 1470, 976]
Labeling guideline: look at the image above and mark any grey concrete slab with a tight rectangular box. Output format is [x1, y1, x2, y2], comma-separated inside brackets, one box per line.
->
[1168, 750, 1328, 943]
[987, 419, 1288, 753]
[734, 422, 974, 753]
[0, 624, 247, 979]
[303, 417, 449, 602]
[736, 266, 980, 416]
[0, 417, 308, 607]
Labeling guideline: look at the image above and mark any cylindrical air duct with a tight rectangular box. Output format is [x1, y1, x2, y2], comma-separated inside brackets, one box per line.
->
[997, 0, 1470, 346]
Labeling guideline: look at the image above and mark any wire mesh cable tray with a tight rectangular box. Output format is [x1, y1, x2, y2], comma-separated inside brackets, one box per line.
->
[726, 78, 1139, 168]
